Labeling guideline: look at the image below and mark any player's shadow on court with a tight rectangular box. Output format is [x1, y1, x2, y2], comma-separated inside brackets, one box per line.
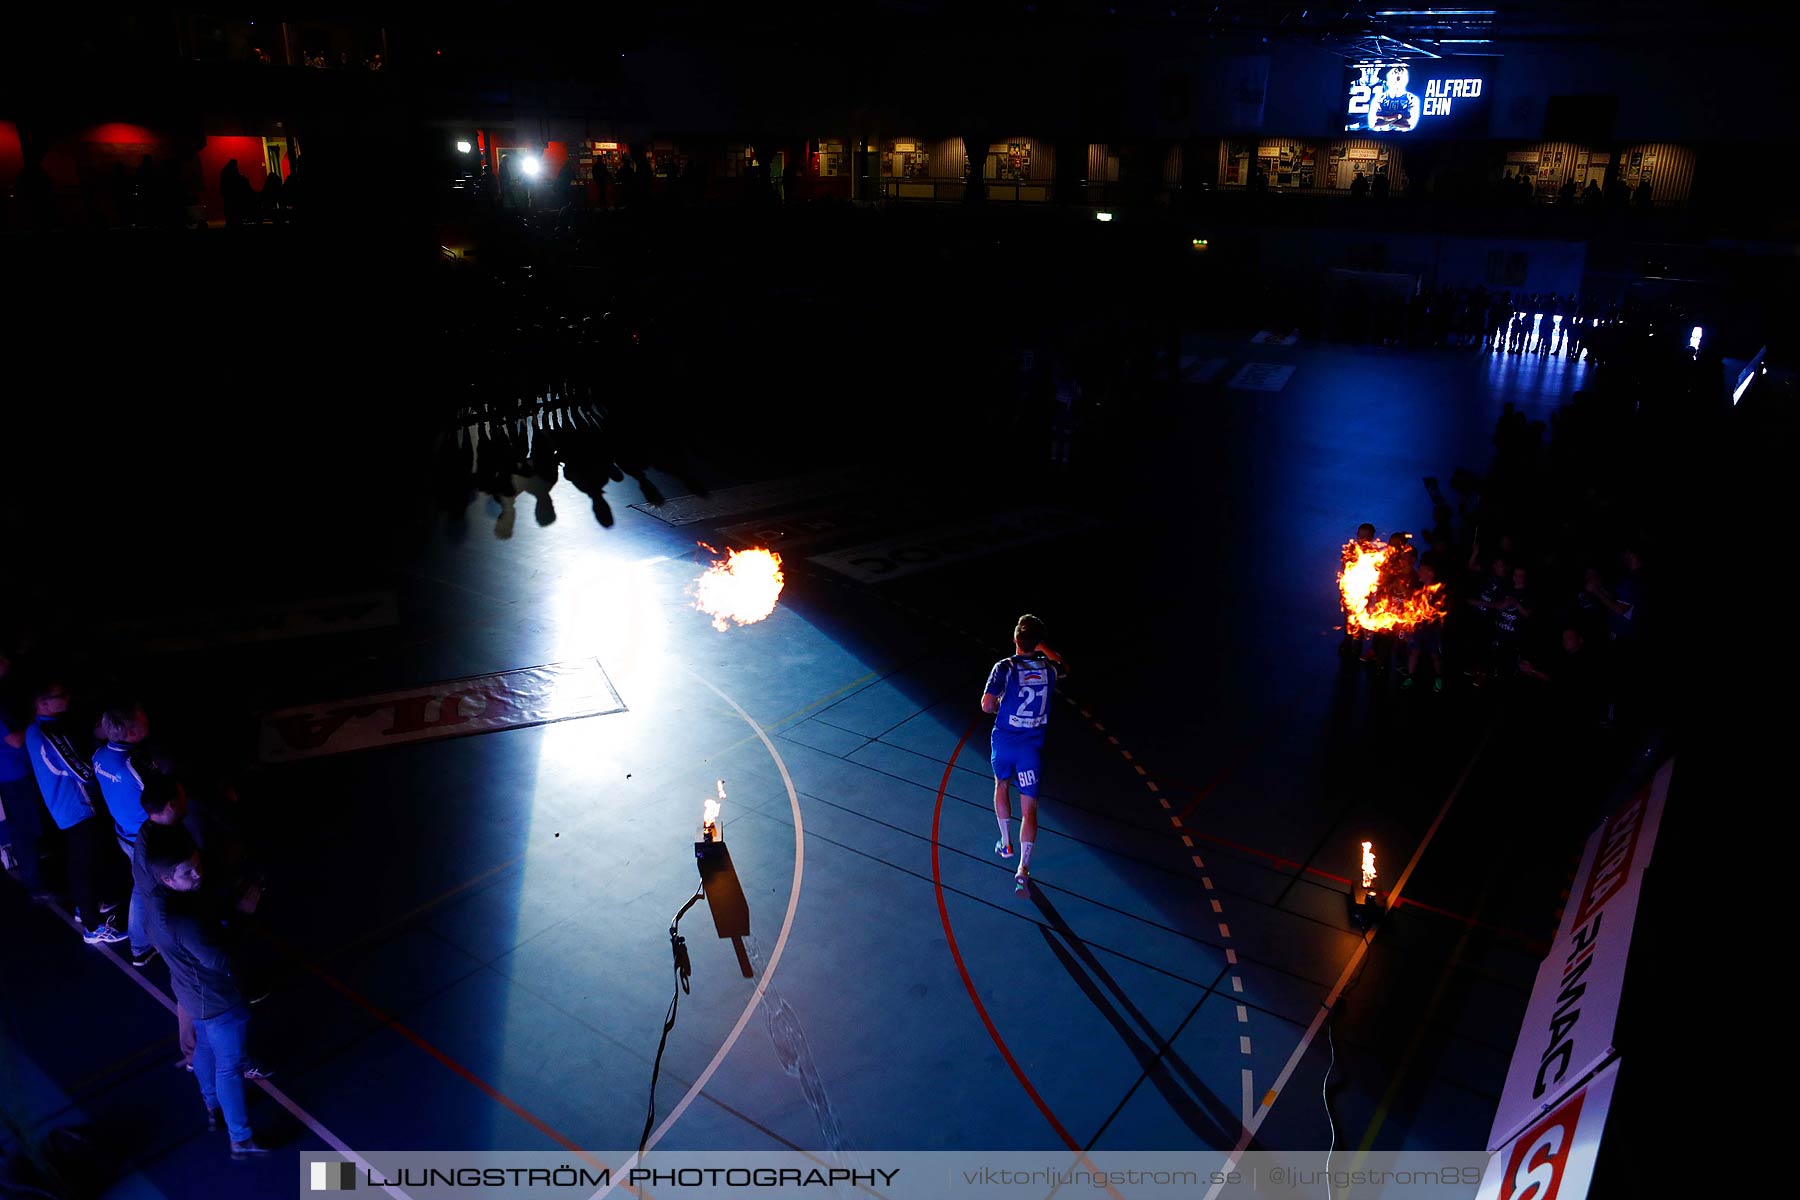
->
[1028, 887, 1247, 1149]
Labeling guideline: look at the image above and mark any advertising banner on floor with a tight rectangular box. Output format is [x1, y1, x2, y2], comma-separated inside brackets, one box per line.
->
[104, 589, 400, 653]
[1228, 363, 1296, 391]
[1476, 1059, 1620, 1200]
[808, 509, 1101, 583]
[1487, 760, 1671, 1150]
[258, 659, 625, 763]
[632, 468, 869, 526]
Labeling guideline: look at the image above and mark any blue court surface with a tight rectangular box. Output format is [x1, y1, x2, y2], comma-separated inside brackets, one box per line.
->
[3, 336, 1617, 1195]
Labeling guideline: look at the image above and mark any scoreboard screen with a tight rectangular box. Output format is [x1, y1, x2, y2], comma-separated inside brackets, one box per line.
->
[1346, 62, 1493, 136]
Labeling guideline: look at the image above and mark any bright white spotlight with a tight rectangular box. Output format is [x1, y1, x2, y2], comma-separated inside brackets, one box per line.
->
[1094, 211, 1114, 222]
[519, 155, 542, 178]
[455, 140, 472, 154]
[1689, 325, 1703, 352]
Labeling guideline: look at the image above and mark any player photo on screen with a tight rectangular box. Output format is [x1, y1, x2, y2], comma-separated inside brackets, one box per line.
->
[1346, 62, 1492, 136]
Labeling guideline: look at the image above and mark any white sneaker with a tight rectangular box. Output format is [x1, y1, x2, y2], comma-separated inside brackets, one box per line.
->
[83, 915, 128, 945]
[994, 839, 1013, 859]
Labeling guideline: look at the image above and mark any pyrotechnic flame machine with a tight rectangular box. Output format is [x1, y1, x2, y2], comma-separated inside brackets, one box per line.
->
[1348, 839, 1383, 929]
[694, 779, 751, 976]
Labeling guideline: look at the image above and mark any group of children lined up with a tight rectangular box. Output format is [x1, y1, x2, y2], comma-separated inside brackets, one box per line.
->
[1339, 521, 1644, 721]
[0, 657, 276, 1159]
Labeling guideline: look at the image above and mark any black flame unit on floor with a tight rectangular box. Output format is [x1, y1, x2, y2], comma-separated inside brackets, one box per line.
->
[1347, 838, 1383, 930]
[696, 817, 753, 976]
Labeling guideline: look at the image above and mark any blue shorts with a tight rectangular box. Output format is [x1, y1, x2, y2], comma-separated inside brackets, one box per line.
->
[991, 735, 1044, 797]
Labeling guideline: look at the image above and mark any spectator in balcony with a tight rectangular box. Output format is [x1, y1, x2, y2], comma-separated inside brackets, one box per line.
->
[1371, 169, 1389, 201]
[110, 163, 133, 227]
[1558, 178, 1577, 206]
[1544, 294, 1565, 356]
[17, 155, 55, 228]
[219, 159, 246, 226]
[1349, 170, 1368, 200]
[133, 155, 158, 223]
[1565, 299, 1587, 361]
[1634, 178, 1653, 208]
[159, 159, 191, 228]
[1486, 291, 1509, 351]
[260, 170, 284, 224]
[1583, 178, 1602, 206]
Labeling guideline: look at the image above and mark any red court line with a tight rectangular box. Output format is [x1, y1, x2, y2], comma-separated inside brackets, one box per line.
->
[1181, 828, 1547, 953]
[261, 929, 613, 1173]
[931, 718, 1081, 1152]
[1104, 685, 1544, 949]
[1172, 754, 1253, 822]
[931, 718, 1125, 1200]
[1160, 686, 1316, 821]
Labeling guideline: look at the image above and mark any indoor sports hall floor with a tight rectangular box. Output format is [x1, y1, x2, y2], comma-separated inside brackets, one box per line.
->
[2, 335, 1603, 1195]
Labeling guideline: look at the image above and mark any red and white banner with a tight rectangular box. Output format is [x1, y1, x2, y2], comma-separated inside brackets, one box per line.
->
[808, 508, 1101, 583]
[258, 659, 625, 763]
[106, 590, 400, 654]
[1477, 1059, 1620, 1200]
[1487, 760, 1671, 1150]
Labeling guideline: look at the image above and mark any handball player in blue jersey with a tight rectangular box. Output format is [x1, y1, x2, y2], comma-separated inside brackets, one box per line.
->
[1369, 65, 1420, 133]
[982, 614, 1067, 888]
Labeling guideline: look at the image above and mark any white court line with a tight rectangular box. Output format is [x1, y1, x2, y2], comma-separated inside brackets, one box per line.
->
[1240, 1069, 1254, 1124]
[38, 902, 416, 1200]
[1200, 727, 1492, 1200]
[590, 667, 808, 1199]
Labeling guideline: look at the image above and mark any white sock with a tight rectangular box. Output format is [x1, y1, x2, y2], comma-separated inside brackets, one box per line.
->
[996, 817, 1012, 847]
[1019, 841, 1034, 871]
